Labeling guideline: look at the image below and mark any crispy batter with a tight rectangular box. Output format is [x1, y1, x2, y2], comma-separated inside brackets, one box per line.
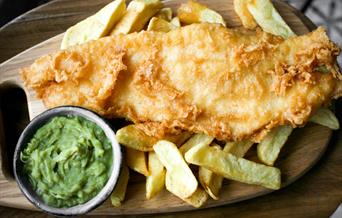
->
[22, 23, 341, 142]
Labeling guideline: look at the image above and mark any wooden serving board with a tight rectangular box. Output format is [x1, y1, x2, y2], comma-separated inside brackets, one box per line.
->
[0, 0, 333, 215]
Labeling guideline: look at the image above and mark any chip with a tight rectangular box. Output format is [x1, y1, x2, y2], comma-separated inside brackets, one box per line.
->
[146, 152, 166, 199]
[110, 0, 163, 35]
[61, 0, 126, 49]
[126, 148, 149, 176]
[116, 125, 157, 151]
[155, 7, 173, 21]
[147, 17, 178, 32]
[198, 167, 222, 200]
[309, 108, 340, 130]
[198, 144, 222, 200]
[183, 187, 208, 208]
[170, 17, 181, 27]
[177, 0, 226, 26]
[185, 143, 281, 190]
[111, 164, 130, 207]
[257, 126, 293, 166]
[233, 0, 257, 29]
[247, 0, 295, 38]
[224, 140, 254, 157]
[154, 140, 198, 199]
[116, 125, 192, 151]
[199, 141, 253, 199]
[179, 133, 214, 155]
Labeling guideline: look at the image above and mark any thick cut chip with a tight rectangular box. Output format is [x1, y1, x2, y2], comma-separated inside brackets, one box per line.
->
[183, 187, 208, 208]
[185, 144, 281, 190]
[155, 7, 173, 21]
[199, 141, 253, 200]
[309, 108, 340, 130]
[198, 144, 222, 200]
[111, 164, 130, 207]
[126, 148, 149, 176]
[198, 167, 222, 200]
[224, 140, 254, 157]
[177, 1, 226, 26]
[61, 0, 126, 49]
[116, 125, 192, 151]
[170, 17, 181, 27]
[154, 140, 198, 199]
[147, 17, 178, 32]
[233, 0, 257, 29]
[146, 152, 166, 199]
[257, 125, 293, 166]
[165, 171, 208, 207]
[116, 125, 157, 151]
[247, 0, 295, 38]
[110, 0, 163, 35]
[179, 133, 214, 155]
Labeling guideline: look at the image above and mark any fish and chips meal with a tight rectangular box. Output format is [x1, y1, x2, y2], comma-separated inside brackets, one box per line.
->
[20, 0, 341, 208]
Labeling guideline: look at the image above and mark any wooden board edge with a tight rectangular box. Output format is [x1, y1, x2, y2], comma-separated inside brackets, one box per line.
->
[0, 0, 336, 215]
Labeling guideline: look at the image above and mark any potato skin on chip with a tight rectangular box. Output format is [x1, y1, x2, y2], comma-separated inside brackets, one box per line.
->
[199, 141, 253, 200]
[198, 144, 222, 200]
[185, 144, 281, 190]
[247, 0, 295, 38]
[309, 108, 340, 130]
[183, 187, 208, 208]
[198, 166, 222, 200]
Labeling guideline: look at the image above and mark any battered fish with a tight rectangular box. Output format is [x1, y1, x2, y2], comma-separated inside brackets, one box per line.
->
[22, 23, 342, 142]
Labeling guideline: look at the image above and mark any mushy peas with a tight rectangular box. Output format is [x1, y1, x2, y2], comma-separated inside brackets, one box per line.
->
[20, 116, 113, 208]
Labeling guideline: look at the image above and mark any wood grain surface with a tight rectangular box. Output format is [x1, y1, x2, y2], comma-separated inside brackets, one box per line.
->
[0, 0, 341, 217]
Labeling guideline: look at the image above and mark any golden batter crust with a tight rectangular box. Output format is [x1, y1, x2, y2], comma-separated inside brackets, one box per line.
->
[21, 23, 341, 142]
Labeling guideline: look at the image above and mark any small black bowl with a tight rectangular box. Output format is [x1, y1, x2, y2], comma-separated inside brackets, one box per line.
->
[13, 106, 122, 216]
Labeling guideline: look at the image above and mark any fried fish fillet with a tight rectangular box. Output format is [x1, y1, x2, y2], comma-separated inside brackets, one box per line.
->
[22, 23, 342, 142]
